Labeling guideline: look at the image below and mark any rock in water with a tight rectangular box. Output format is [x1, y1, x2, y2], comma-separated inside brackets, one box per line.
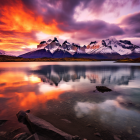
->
[0, 120, 7, 126]
[16, 110, 81, 140]
[96, 86, 112, 93]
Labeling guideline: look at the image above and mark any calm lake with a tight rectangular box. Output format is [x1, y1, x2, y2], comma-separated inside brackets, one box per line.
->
[0, 61, 140, 140]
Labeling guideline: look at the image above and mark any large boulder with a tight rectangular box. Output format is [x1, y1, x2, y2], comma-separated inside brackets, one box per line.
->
[16, 111, 81, 140]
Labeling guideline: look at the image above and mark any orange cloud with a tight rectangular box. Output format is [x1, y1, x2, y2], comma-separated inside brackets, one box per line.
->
[0, 0, 63, 53]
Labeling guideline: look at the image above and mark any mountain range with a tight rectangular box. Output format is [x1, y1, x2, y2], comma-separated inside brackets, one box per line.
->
[16, 37, 140, 59]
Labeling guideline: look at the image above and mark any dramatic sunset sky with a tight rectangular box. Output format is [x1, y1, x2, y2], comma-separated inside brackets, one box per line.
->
[0, 0, 140, 56]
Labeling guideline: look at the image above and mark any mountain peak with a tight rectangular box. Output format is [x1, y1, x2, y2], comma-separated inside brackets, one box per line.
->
[52, 37, 59, 43]
[40, 41, 46, 44]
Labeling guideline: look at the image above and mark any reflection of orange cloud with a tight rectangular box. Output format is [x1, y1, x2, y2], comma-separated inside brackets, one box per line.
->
[13, 89, 64, 108]
[0, 94, 4, 97]
[0, 72, 27, 84]
[0, 72, 41, 91]
[0, 69, 69, 111]
[0, 1, 63, 52]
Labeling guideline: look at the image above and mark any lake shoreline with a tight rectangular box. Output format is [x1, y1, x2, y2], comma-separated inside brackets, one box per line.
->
[1, 55, 140, 62]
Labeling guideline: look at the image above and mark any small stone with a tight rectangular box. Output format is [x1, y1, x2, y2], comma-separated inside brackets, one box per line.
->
[0, 131, 6, 136]
[87, 124, 92, 127]
[96, 86, 112, 93]
[128, 102, 134, 105]
[61, 119, 71, 123]
[114, 135, 121, 140]
[72, 135, 81, 140]
[136, 134, 140, 138]
[25, 135, 35, 140]
[25, 133, 39, 140]
[127, 127, 132, 134]
[94, 133, 101, 137]
[10, 127, 21, 133]
[12, 132, 29, 140]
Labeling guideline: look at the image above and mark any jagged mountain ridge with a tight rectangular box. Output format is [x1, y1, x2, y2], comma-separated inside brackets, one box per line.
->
[19, 37, 140, 59]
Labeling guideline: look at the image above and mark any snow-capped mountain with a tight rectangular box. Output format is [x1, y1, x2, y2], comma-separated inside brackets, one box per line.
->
[19, 37, 140, 59]
[77, 45, 86, 54]
[85, 37, 140, 55]
[45, 37, 61, 53]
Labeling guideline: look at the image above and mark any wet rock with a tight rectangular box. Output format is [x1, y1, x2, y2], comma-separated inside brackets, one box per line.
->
[0, 120, 8, 126]
[127, 127, 132, 134]
[11, 127, 21, 133]
[135, 104, 140, 107]
[114, 135, 121, 140]
[0, 131, 6, 136]
[12, 132, 29, 140]
[25, 133, 39, 140]
[17, 110, 81, 140]
[61, 119, 71, 123]
[16, 110, 28, 124]
[86, 124, 92, 127]
[72, 135, 81, 140]
[26, 110, 30, 113]
[94, 132, 101, 137]
[25, 135, 35, 140]
[136, 134, 140, 138]
[96, 86, 112, 93]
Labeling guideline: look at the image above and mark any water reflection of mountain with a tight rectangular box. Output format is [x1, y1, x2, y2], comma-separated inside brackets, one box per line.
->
[31, 65, 139, 86]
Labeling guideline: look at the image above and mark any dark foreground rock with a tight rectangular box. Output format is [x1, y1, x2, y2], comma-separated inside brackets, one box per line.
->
[96, 86, 112, 93]
[0, 120, 8, 126]
[12, 132, 29, 140]
[16, 111, 81, 140]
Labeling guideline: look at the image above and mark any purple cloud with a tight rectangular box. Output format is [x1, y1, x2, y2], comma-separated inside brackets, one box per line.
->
[120, 11, 140, 37]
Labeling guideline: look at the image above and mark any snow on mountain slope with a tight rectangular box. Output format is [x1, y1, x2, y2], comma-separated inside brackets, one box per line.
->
[66, 43, 78, 55]
[45, 37, 61, 53]
[78, 46, 86, 54]
[37, 41, 48, 49]
[85, 40, 117, 54]
[134, 47, 140, 53]
[60, 42, 78, 55]
[104, 37, 132, 55]
[60, 41, 71, 50]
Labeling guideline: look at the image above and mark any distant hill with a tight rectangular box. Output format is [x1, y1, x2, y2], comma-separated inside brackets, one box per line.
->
[116, 57, 140, 63]
[0, 55, 98, 62]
